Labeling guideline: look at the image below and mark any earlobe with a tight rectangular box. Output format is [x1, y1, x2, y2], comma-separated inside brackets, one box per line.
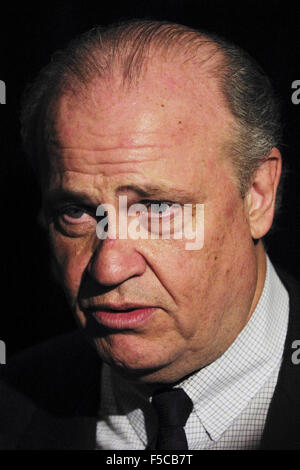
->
[247, 148, 282, 239]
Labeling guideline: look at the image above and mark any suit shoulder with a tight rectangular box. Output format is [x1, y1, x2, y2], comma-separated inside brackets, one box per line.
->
[0, 331, 102, 449]
[0, 330, 101, 413]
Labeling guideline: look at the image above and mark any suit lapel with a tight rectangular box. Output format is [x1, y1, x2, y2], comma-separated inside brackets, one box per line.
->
[17, 333, 102, 450]
[260, 269, 300, 449]
[18, 409, 98, 449]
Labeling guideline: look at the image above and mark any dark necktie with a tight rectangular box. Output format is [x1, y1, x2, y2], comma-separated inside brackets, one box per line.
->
[151, 387, 193, 450]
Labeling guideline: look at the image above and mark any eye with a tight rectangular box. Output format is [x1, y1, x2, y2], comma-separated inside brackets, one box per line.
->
[52, 205, 98, 238]
[149, 202, 172, 215]
[61, 206, 92, 224]
[65, 207, 85, 219]
[138, 201, 183, 237]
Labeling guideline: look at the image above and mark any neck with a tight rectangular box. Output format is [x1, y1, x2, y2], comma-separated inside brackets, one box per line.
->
[247, 240, 267, 322]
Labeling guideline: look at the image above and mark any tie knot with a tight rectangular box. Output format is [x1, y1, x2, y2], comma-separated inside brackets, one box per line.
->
[151, 387, 193, 428]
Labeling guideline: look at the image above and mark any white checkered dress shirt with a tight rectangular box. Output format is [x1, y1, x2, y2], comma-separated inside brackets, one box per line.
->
[95, 256, 289, 450]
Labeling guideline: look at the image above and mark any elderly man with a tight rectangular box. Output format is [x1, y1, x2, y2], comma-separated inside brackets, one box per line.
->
[0, 20, 299, 450]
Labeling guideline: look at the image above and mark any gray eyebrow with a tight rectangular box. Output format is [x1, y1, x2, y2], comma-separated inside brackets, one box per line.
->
[116, 184, 197, 202]
[43, 189, 98, 207]
[43, 184, 202, 210]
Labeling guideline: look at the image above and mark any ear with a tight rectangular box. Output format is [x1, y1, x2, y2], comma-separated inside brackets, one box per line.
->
[245, 148, 282, 239]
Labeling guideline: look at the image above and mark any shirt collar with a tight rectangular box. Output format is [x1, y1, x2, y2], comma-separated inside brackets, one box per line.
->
[179, 255, 289, 441]
[101, 256, 289, 445]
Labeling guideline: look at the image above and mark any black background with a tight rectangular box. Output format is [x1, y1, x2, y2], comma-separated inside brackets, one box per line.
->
[0, 0, 299, 357]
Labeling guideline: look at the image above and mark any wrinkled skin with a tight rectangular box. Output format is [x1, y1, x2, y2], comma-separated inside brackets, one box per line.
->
[42, 59, 280, 384]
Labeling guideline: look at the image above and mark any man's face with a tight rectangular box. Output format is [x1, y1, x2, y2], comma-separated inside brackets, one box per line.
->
[44, 61, 258, 383]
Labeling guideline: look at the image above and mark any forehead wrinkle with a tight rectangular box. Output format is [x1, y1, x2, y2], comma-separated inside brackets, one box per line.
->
[50, 143, 171, 177]
[55, 121, 175, 147]
[55, 123, 189, 150]
[53, 155, 163, 175]
[57, 144, 170, 151]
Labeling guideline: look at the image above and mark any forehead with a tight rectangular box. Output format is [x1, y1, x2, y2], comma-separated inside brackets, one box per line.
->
[46, 60, 238, 201]
[54, 59, 234, 150]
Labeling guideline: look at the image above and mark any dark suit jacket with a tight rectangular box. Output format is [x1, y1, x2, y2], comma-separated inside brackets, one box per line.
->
[0, 269, 299, 450]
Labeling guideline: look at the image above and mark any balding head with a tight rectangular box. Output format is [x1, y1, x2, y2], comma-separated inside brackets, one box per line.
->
[21, 20, 282, 198]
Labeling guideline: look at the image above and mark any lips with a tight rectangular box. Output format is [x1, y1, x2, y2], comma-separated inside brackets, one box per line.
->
[84, 303, 157, 329]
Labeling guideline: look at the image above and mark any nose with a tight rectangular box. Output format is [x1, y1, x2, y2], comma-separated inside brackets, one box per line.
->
[87, 237, 147, 286]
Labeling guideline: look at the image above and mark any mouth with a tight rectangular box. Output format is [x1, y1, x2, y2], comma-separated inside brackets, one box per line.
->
[83, 303, 158, 330]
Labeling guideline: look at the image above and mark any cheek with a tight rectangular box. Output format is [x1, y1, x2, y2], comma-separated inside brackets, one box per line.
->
[49, 229, 92, 299]
[206, 185, 250, 255]
[202, 197, 255, 312]
[159, 198, 252, 326]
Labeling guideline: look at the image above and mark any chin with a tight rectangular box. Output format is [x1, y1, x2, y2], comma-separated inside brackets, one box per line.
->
[94, 341, 195, 385]
[93, 337, 177, 381]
